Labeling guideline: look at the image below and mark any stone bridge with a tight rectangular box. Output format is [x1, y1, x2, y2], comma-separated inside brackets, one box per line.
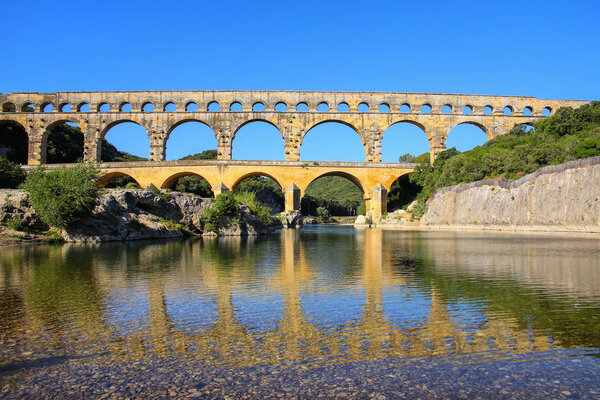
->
[1, 91, 587, 219]
[0, 90, 587, 164]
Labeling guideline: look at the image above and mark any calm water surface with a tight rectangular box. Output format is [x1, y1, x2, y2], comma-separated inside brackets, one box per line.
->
[1, 226, 600, 399]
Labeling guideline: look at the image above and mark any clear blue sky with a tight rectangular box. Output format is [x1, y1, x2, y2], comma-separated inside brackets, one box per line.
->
[2, 0, 599, 161]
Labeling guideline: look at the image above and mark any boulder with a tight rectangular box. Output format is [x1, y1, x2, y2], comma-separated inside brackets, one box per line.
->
[279, 210, 303, 228]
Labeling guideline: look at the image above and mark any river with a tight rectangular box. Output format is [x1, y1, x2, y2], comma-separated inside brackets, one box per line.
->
[1, 226, 599, 399]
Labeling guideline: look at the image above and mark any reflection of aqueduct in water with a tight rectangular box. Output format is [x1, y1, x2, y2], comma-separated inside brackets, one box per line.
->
[2, 230, 573, 368]
[0, 91, 588, 219]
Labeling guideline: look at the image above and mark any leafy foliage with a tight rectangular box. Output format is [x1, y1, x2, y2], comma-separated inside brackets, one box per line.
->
[180, 150, 218, 160]
[409, 101, 600, 215]
[235, 176, 283, 212]
[22, 164, 100, 228]
[0, 122, 28, 164]
[301, 176, 364, 216]
[316, 206, 330, 223]
[201, 192, 240, 233]
[0, 156, 26, 188]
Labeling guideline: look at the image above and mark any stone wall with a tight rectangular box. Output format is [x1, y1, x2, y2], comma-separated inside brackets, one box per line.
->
[421, 157, 600, 232]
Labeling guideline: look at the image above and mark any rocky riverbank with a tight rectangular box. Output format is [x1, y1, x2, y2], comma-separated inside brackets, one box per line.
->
[420, 156, 600, 233]
[0, 189, 290, 244]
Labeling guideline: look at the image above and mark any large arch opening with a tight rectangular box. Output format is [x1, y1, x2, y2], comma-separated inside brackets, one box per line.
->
[163, 172, 213, 197]
[46, 121, 84, 164]
[446, 123, 489, 152]
[98, 172, 141, 189]
[387, 174, 422, 212]
[101, 122, 149, 162]
[0, 120, 28, 164]
[232, 174, 284, 213]
[166, 121, 218, 161]
[382, 121, 430, 163]
[232, 121, 284, 160]
[301, 173, 365, 219]
[300, 122, 364, 162]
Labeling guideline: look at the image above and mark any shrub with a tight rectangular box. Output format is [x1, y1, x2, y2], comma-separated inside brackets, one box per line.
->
[0, 157, 26, 188]
[316, 206, 330, 223]
[5, 217, 23, 231]
[22, 163, 100, 228]
[201, 192, 239, 233]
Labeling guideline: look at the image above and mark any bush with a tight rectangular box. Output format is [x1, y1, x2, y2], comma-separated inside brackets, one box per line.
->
[0, 157, 26, 188]
[316, 206, 330, 223]
[201, 192, 240, 233]
[22, 163, 100, 228]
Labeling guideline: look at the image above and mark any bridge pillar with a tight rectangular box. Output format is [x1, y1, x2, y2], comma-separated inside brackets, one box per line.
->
[213, 182, 230, 196]
[363, 126, 382, 162]
[149, 131, 167, 161]
[429, 135, 446, 164]
[284, 183, 301, 211]
[83, 125, 101, 162]
[370, 184, 387, 222]
[27, 136, 46, 165]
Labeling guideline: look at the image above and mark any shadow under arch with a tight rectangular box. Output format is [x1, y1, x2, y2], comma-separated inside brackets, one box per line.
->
[300, 120, 364, 162]
[101, 120, 150, 161]
[165, 119, 218, 160]
[97, 172, 142, 188]
[447, 122, 490, 152]
[160, 172, 213, 198]
[301, 171, 365, 217]
[0, 119, 28, 164]
[231, 171, 284, 193]
[382, 120, 430, 162]
[232, 119, 285, 160]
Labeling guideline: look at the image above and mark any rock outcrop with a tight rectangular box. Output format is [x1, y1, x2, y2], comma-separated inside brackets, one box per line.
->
[421, 157, 600, 232]
[278, 210, 303, 228]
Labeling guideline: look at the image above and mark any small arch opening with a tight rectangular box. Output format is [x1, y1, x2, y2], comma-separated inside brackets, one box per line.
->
[2, 102, 15, 112]
[77, 102, 90, 112]
[503, 106, 513, 116]
[120, 103, 132, 112]
[442, 104, 453, 114]
[337, 102, 349, 112]
[207, 101, 221, 112]
[142, 102, 154, 112]
[483, 105, 493, 115]
[234, 175, 284, 213]
[317, 102, 329, 112]
[275, 102, 288, 112]
[22, 103, 34, 112]
[164, 102, 176, 112]
[379, 103, 390, 113]
[400, 103, 411, 113]
[42, 103, 54, 113]
[357, 103, 369, 112]
[59, 103, 71, 112]
[421, 104, 432, 113]
[296, 102, 309, 112]
[523, 106, 533, 116]
[98, 103, 110, 112]
[230, 102, 243, 112]
[463, 105, 473, 115]
[0, 120, 28, 164]
[543, 107, 552, 116]
[186, 102, 199, 112]
[302, 174, 365, 218]
[252, 102, 265, 112]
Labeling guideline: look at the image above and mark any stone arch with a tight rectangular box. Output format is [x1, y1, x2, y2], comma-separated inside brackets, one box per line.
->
[274, 101, 287, 111]
[231, 171, 284, 193]
[302, 119, 362, 141]
[2, 102, 16, 112]
[301, 171, 366, 217]
[304, 171, 365, 194]
[59, 103, 71, 112]
[142, 102, 154, 112]
[43, 119, 86, 164]
[77, 102, 90, 112]
[165, 119, 218, 160]
[186, 101, 199, 112]
[232, 119, 285, 160]
[0, 119, 28, 164]
[450, 121, 490, 139]
[160, 172, 214, 195]
[163, 101, 176, 111]
[42, 102, 54, 112]
[100, 120, 151, 161]
[21, 102, 35, 112]
[300, 120, 365, 162]
[97, 172, 142, 188]
[382, 120, 430, 162]
[446, 122, 490, 151]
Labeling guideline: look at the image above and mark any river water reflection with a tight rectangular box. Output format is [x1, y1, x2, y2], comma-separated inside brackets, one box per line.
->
[1, 226, 600, 398]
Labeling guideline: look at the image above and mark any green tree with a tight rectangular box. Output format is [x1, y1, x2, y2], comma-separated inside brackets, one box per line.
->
[0, 156, 26, 188]
[22, 164, 100, 228]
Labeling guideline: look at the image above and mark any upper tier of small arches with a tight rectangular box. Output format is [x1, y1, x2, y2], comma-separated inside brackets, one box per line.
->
[1, 99, 555, 117]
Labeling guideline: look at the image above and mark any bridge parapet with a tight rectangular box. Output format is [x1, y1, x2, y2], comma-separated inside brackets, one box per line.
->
[0, 91, 588, 166]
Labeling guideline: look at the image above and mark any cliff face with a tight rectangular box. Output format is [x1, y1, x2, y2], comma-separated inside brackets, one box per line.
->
[421, 157, 600, 232]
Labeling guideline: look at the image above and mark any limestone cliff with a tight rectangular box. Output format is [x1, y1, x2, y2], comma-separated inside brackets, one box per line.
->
[421, 157, 600, 232]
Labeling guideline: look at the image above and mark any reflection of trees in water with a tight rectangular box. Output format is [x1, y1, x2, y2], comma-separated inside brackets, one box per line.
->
[0, 230, 598, 368]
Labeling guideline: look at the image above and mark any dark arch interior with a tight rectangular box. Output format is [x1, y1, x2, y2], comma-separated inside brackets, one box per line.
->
[101, 173, 140, 189]
[302, 175, 365, 218]
[234, 175, 283, 213]
[46, 122, 84, 164]
[168, 173, 213, 197]
[387, 174, 422, 212]
[0, 121, 28, 164]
